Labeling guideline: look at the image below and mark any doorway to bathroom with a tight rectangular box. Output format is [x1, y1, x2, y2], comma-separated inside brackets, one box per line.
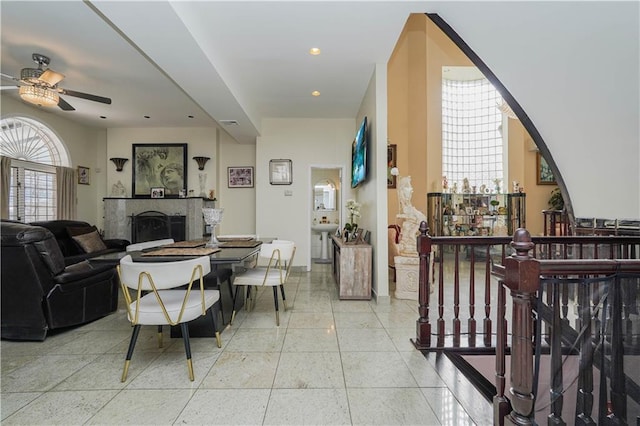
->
[310, 166, 343, 268]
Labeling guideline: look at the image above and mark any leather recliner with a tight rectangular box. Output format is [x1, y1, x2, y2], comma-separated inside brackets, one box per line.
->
[1, 220, 119, 341]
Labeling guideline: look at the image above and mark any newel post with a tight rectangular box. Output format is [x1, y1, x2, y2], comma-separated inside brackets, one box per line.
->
[415, 221, 432, 348]
[504, 229, 540, 426]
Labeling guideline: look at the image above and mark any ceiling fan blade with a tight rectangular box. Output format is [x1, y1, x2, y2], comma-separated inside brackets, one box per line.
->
[57, 96, 75, 111]
[0, 85, 19, 90]
[39, 69, 65, 87]
[57, 88, 111, 105]
[1, 72, 20, 83]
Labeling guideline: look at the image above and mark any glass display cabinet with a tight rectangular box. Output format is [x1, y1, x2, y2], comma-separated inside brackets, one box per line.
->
[427, 192, 525, 237]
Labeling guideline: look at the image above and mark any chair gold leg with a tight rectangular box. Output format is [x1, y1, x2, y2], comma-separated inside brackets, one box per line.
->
[215, 331, 222, 348]
[230, 310, 236, 325]
[121, 360, 130, 382]
[186, 358, 194, 381]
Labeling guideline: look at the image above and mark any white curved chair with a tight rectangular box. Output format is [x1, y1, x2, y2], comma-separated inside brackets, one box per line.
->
[125, 238, 174, 252]
[117, 254, 221, 382]
[231, 240, 296, 326]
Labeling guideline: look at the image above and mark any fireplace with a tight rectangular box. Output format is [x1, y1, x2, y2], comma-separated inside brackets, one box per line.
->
[103, 197, 214, 242]
[130, 211, 186, 243]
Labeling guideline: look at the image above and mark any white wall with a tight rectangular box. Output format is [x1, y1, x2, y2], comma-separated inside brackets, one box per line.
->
[256, 118, 355, 270]
[428, 1, 640, 218]
[0, 94, 107, 225]
[218, 129, 256, 235]
[353, 64, 390, 301]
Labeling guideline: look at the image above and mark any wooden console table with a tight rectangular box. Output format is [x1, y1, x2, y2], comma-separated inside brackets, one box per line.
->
[331, 236, 371, 300]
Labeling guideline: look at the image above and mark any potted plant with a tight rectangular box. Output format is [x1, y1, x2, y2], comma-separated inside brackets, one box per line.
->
[548, 188, 564, 211]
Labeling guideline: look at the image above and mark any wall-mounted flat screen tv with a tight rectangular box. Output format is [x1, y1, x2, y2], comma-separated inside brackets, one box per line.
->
[351, 116, 368, 188]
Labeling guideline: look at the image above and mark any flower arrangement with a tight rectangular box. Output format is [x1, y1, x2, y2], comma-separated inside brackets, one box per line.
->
[344, 199, 361, 232]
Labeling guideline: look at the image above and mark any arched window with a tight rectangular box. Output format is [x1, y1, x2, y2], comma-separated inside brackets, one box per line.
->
[0, 116, 70, 221]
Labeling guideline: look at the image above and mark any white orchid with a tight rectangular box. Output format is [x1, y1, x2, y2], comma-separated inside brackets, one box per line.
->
[345, 199, 361, 226]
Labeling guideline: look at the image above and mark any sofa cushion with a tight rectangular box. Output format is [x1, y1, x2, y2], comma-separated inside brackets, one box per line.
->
[72, 230, 108, 253]
[33, 236, 67, 276]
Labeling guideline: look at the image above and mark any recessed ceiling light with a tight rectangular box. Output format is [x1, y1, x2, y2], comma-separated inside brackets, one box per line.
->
[99, 116, 106, 119]
[309, 47, 321, 55]
[188, 115, 194, 119]
[144, 115, 150, 119]
[311, 91, 320, 97]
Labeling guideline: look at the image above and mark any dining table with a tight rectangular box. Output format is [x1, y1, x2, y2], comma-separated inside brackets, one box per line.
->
[89, 237, 268, 337]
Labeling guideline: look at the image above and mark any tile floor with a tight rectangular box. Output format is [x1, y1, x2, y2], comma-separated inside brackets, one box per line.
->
[1, 263, 482, 425]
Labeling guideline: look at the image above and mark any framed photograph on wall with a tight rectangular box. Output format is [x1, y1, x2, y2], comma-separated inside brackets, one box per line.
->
[387, 144, 397, 188]
[132, 143, 187, 198]
[77, 166, 90, 185]
[228, 166, 254, 188]
[536, 152, 556, 185]
[269, 159, 292, 185]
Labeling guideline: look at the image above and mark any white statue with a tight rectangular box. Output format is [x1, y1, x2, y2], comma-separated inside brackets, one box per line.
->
[111, 180, 126, 197]
[198, 173, 207, 198]
[396, 175, 427, 256]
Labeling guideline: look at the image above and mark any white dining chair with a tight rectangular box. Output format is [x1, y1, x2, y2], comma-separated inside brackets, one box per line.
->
[230, 240, 296, 326]
[117, 254, 221, 382]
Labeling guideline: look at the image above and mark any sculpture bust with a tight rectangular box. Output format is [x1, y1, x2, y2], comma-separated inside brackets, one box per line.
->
[396, 175, 427, 256]
[111, 180, 126, 197]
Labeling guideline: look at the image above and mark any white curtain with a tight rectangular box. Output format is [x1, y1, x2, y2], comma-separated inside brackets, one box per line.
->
[56, 166, 77, 219]
[0, 156, 11, 219]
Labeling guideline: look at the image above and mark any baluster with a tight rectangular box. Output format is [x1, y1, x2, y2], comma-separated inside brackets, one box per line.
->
[484, 244, 492, 347]
[549, 281, 565, 425]
[468, 244, 476, 347]
[592, 282, 601, 344]
[415, 222, 432, 348]
[561, 284, 570, 325]
[503, 229, 539, 425]
[453, 244, 461, 346]
[608, 275, 627, 422]
[438, 242, 445, 347]
[494, 281, 510, 425]
[575, 281, 596, 425]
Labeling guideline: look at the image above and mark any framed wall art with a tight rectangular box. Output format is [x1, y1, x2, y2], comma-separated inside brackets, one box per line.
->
[77, 166, 90, 185]
[132, 143, 187, 198]
[269, 159, 292, 185]
[536, 152, 556, 185]
[387, 144, 397, 188]
[228, 166, 254, 188]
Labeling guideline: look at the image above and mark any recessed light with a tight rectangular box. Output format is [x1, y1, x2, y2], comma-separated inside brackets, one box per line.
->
[309, 47, 321, 55]
[99, 116, 106, 119]
[311, 91, 320, 97]
[144, 115, 150, 119]
[188, 115, 194, 119]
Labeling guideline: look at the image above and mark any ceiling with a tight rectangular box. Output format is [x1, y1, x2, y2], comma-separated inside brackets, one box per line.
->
[0, 1, 435, 144]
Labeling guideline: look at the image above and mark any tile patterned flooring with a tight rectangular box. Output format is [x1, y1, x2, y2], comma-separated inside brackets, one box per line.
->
[1, 263, 483, 425]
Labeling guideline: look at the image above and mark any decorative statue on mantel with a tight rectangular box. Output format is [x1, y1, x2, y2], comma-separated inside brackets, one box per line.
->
[396, 175, 427, 256]
[111, 180, 127, 197]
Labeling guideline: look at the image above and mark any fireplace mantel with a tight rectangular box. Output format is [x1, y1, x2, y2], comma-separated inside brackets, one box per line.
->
[103, 197, 215, 241]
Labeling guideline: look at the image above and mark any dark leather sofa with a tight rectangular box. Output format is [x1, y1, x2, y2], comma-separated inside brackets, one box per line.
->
[30, 220, 129, 265]
[1, 220, 120, 341]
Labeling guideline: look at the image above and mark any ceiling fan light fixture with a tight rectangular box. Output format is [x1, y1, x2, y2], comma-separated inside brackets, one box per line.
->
[19, 85, 59, 107]
[20, 68, 43, 84]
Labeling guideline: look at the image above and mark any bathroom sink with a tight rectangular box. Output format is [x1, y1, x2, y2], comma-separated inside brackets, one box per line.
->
[311, 223, 339, 233]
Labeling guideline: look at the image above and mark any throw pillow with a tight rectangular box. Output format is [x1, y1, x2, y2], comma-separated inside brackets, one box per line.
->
[72, 230, 107, 253]
[66, 225, 97, 237]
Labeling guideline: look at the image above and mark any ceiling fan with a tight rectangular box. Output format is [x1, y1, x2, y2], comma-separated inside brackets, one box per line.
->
[0, 53, 111, 111]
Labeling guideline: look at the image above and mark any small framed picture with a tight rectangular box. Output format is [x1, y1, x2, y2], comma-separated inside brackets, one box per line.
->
[228, 166, 254, 188]
[77, 166, 90, 185]
[537, 152, 556, 185]
[387, 144, 397, 188]
[269, 159, 292, 185]
[150, 187, 165, 198]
